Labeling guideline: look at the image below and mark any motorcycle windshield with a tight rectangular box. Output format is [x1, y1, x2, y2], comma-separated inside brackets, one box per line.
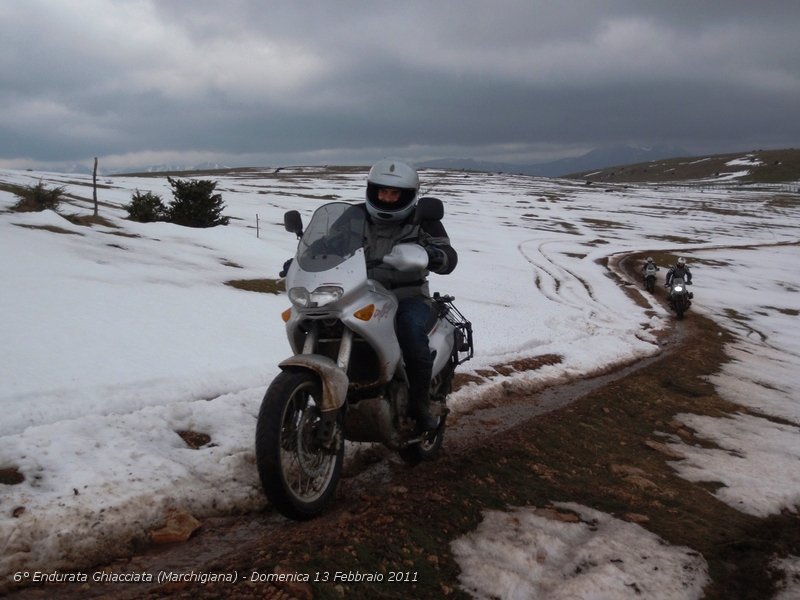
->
[296, 203, 366, 272]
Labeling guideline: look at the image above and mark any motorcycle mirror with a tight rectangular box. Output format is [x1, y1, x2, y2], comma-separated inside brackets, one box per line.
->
[284, 210, 303, 238]
[416, 196, 443, 222]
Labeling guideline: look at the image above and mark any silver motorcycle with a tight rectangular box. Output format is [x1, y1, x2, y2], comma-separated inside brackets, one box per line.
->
[255, 198, 473, 520]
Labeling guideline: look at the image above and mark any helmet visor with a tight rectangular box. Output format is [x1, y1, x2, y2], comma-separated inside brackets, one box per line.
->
[366, 183, 416, 213]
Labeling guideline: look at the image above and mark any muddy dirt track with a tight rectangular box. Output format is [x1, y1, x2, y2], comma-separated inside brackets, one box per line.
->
[7, 254, 798, 600]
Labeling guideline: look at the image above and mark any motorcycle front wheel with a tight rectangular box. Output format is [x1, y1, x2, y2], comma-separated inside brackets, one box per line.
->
[255, 369, 344, 520]
[675, 296, 687, 319]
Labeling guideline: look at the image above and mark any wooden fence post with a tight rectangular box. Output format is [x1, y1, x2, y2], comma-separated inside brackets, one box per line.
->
[92, 157, 99, 216]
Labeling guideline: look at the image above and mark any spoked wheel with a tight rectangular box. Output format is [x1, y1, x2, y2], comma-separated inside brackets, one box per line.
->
[398, 417, 446, 466]
[255, 370, 343, 520]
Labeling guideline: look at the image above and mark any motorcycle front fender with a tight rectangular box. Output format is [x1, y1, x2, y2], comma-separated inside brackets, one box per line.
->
[278, 355, 349, 413]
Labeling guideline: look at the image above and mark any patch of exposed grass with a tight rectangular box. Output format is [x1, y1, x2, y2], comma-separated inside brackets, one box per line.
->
[0, 181, 26, 197]
[62, 213, 119, 228]
[568, 148, 800, 184]
[764, 306, 799, 317]
[506, 353, 563, 372]
[652, 234, 697, 245]
[766, 195, 800, 209]
[470, 354, 564, 380]
[581, 217, 632, 230]
[224, 278, 285, 294]
[452, 372, 485, 390]
[101, 230, 142, 239]
[13, 223, 83, 235]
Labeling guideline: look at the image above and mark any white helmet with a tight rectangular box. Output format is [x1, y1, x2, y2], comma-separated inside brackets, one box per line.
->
[646, 256, 654, 264]
[365, 159, 419, 223]
[677, 257, 686, 267]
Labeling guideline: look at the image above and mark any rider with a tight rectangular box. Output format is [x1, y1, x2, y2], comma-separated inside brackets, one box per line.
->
[363, 159, 458, 432]
[665, 257, 692, 287]
[642, 256, 659, 278]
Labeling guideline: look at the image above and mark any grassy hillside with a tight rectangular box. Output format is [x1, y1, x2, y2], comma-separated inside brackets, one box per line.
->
[566, 148, 800, 184]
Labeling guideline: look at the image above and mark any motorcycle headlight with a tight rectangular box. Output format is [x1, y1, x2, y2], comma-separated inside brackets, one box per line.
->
[674, 285, 684, 292]
[288, 286, 343, 308]
[288, 287, 310, 307]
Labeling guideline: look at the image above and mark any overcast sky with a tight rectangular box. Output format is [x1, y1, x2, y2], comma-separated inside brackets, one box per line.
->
[2, 0, 799, 172]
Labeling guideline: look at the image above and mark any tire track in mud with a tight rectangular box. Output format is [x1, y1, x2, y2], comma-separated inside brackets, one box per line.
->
[518, 237, 660, 332]
[519, 238, 593, 310]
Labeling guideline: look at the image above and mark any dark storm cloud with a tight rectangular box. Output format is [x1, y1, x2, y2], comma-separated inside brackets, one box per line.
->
[1, 0, 799, 170]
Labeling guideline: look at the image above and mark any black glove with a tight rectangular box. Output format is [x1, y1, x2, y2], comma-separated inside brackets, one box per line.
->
[425, 246, 447, 271]
[279, 258, 293, 278]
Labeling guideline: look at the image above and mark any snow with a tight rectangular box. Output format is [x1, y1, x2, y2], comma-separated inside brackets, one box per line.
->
[726, 155, 765, 167]
[1, 166, 799, 597]
[452, 503, 709, 600]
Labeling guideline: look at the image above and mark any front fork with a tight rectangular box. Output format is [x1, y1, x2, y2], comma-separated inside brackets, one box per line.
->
[300, 322, 354, 447]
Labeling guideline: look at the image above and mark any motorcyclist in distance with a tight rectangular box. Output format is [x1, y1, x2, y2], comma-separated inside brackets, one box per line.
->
[363, 159, 458, 432]
[642, 256, 660, 277]
[665, 257, 693, 306]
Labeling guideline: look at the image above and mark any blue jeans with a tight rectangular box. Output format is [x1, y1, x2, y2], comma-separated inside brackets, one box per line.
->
[395, 297, 434, 405]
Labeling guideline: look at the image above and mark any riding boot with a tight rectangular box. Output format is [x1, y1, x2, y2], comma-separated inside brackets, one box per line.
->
[408, 370, 437, 432]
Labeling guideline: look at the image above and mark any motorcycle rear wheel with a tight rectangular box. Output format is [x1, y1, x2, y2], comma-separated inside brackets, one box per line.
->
[255, 370, 343, 520]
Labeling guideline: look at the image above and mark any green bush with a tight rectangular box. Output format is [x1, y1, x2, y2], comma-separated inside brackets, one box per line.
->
[165, 177, 229, 228]
[12, 180, 65, 212]
[124, 190, 167, 222]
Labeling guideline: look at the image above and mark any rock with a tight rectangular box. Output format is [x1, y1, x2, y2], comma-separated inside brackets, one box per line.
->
[150, 509, 201, 545]
[610, 464, 647, 478]
[623, 512, 651, 524]
[624, 475, 661, 493]
[534, 507, 581, 522]
[644, 439, 685, 460]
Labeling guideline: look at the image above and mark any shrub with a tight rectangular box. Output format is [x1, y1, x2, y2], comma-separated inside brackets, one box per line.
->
[165, 177, 229, 228]
[12, 180, 65, 212]
[124, 190, 167, 222]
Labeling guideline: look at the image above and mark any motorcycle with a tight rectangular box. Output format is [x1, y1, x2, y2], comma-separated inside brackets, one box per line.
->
[667, 276, 692, 319]
[255, 198, 474, 520]
[643, 264, 658, 293]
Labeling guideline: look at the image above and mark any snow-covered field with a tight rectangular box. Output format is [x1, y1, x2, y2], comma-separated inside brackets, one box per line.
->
[1, 161, 798, 598]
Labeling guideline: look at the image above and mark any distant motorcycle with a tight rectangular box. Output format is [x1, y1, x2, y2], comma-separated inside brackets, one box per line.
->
[667, 276, 692, 319]
[643, 263, 658, 293]
[255, 198, 474, 520]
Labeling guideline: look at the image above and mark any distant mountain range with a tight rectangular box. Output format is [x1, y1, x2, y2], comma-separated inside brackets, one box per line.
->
[61, 145, 689, 178]
[417, 144, 691, 178]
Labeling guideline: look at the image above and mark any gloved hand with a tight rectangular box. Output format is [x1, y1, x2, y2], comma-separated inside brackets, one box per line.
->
[279, 258, 293, 278]
[425, 245, 447, 271]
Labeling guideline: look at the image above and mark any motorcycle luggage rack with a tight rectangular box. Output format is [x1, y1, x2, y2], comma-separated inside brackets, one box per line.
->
[433, 293, 474, 365]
